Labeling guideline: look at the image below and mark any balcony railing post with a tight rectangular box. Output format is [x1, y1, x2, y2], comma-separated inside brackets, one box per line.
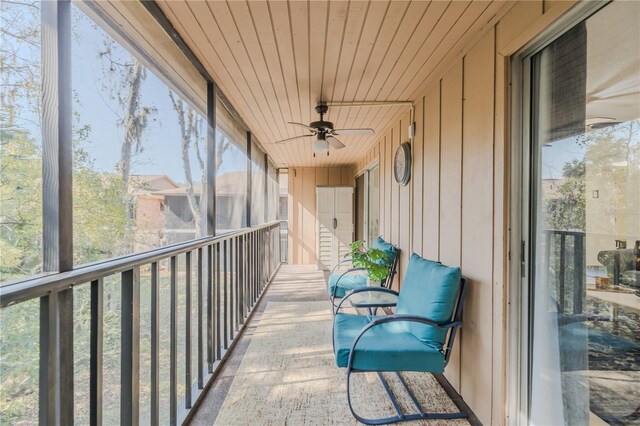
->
[207, 245, 213, 373]
[251, 232, 255, 305]
[223, 240, 228, 349]
[170, 256, 177, 425]
[238, 235, 246, 324]
[39, 292, 59, 425]
[574, 234, 584, 314]
[185, 251, 192, 409]
[197, 248, 204, 389]
[233, 237, 240, 332]
[216, 243, 221, 360]
[543, 231, 550, 287]
[559, 234, 566, 313]
[229, 238, 235, 341]
[40, 0, 73, 423]
[90, 279, 104, 426]
[150, 262, 160, 426]
[121, 267, 140, 426]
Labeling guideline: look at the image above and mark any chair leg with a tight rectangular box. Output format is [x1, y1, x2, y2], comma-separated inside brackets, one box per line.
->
[346, 369, 468, 425]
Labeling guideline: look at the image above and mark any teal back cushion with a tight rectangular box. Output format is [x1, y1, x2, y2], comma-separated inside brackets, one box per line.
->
[372, 236, 397, 267]
[396, 253, 461, 346]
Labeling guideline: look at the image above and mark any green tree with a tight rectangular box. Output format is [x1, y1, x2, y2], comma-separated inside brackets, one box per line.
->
[0, 127, 42, 281]
[545, 159, 586, 231]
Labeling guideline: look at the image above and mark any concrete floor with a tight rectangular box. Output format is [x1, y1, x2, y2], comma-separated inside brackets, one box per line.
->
[186, 264, 479, 425]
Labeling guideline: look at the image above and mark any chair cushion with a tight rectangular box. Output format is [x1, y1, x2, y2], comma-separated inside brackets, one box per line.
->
[372, 236, 397, 266]
[333, 313, 445, 372]
[328, 273, 368, 298]
[396, 254, 461, 346]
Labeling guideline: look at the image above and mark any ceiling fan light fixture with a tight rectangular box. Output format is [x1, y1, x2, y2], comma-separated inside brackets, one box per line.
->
[314, 133, 329, 153]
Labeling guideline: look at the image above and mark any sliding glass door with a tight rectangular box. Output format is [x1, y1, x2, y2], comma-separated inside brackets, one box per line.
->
[523, 2, 639, 424]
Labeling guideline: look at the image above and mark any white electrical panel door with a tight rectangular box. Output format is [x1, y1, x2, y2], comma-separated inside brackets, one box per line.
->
[316, 186, 354, 270]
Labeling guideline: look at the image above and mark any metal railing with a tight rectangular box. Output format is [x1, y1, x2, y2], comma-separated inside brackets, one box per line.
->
[540, 230, 586, 314]
[0, 221, 283, 425]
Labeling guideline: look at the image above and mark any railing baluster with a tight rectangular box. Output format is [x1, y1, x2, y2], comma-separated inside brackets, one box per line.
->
[90, 278, 104, 426]
[259, 232, 263, 294]
[216, 243, 221, 360]
[237, 236, 244, 326]
[185, 251, 192, 409]
[252, 232, 260, 306]
[207, 245, 213, 373]
[223, 240, 228, 349]
[121, 267, 140, 426]
[170, 256, 177, 426]
[240, 235, 245, 323]
[39, 288, 73, 426]
[150, 262, 159, 426]
[559, 234, 566, 313]
[235, 236, 241, 329]
[249, 233, 254, 306]
[229, 239, 234, 341]
[251, 232, 259, 306]
[241, 235, 248, 321]
[543, 231, 550, 286]
[246, 234, 250, 317]
[574, 234, 584, 314]
[39, 292, 58, 425]
[197, 247, 204, 389]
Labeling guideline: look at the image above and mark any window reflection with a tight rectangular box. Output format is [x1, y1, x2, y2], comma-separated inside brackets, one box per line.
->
[215, 97, 248, 233]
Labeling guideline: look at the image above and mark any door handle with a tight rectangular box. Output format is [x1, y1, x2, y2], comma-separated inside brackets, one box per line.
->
[332, 218, 337, 229]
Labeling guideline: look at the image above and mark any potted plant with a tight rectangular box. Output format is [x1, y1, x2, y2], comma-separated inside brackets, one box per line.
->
[346, 240, 390, 283]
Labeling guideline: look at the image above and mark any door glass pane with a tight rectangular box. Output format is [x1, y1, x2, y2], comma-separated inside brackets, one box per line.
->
[530, 2, 640, 424]
[368, 166, 380, 244]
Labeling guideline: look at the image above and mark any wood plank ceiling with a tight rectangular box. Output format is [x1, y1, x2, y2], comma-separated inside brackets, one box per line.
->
[156, 0, 506, 167]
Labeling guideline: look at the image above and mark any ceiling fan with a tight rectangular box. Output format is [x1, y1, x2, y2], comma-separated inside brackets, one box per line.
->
[275, 102, 375, 156]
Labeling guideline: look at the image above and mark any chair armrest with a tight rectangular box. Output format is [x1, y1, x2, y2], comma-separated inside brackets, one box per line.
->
[330, 267, 366, 300]
[331, 257, 354, 275]
[370, 314, 461, 330]
[346, 314, 463, 370]
[335, 287, 399, 314]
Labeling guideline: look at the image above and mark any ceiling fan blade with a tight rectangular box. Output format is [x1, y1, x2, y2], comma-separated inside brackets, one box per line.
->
[275, 134, 314, 144]
[287, 121, 315, 131]
[327, 135, 345, 149]
[332, 128, 375, 136]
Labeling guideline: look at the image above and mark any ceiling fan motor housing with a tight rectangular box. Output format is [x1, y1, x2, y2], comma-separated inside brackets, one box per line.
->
[309, 120, 333, 132]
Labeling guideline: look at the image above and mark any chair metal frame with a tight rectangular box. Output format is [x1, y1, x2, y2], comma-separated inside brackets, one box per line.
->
[334, 278, 468, 425]
[328, 248, 400, 314]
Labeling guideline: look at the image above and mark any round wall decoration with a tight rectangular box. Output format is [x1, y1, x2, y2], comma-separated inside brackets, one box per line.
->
[394, 141, 411, 186]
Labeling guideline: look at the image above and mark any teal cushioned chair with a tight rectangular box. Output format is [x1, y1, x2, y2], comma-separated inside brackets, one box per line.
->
[327, 236, 399, 313]
[332, 253, 467, 424]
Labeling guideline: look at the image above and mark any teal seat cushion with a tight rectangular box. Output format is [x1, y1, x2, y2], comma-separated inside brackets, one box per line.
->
[333, 313, 445, 372]
[328, 273, 368, 298]
[396, 254, 461, 346]
[372, 236, 397, 266]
